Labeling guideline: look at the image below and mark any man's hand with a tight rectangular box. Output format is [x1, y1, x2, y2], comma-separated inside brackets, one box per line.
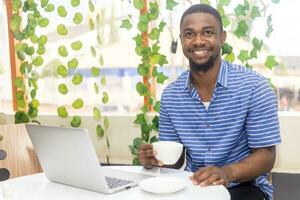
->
[189, 166, 230, 187]
[138, 144, 163, 169]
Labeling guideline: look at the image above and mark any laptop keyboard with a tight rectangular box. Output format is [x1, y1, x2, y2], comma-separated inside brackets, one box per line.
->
[105, 176, 133, 189]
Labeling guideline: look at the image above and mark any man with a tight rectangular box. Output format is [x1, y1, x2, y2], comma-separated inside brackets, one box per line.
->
[139, 4, 281, 200]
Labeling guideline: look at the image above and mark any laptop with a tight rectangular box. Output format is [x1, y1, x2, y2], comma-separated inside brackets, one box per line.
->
[25, 124, 153, 194]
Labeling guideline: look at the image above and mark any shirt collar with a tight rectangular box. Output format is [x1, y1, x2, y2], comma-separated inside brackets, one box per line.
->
[184, 60, 229, 90]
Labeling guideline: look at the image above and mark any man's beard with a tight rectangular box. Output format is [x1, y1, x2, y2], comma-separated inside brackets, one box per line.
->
[189, 50, 220, 73]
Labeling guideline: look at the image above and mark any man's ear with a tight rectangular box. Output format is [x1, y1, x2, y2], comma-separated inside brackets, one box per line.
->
[221, 31, 227, 45]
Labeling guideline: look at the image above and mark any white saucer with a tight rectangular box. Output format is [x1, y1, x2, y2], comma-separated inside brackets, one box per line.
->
[139, 176, 186, 194]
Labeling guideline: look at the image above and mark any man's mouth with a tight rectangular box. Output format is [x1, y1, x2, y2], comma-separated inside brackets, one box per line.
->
[189, 48, 210, 56]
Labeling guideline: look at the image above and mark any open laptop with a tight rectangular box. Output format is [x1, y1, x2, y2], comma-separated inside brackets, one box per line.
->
[25, 124, 153, 194]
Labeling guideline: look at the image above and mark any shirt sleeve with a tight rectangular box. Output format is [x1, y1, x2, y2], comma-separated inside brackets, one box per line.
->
[158, 94, 180, 142]
[245, 79, 281, 148]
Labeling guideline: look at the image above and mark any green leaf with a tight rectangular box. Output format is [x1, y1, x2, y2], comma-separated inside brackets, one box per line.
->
[90, 46, 96, 57]
[133, 34, 142, 46]
[88, 0, 95, 12]
[73, 12, 83, 24]
[133, 137, 144, 149]
[93, 107, 101, 120]
[14, 76, 24, 88]
[102, 92, 109, 104]
[120, 19, 132, 30]
[157, 72, 168, 84]
[71, 116, 81, 127]
[37, 45, 45, 55]
[31, 99, 39, 108]
[30, 35, 38, 43]
[158, 21, 166, 32]
[28, 104, 38, 118]
[57, 106, 68, 118]
[237, 50, 249, 63]
[72, 73, 83, 85]
[265, 55, 278, 69]
[57, 65, 68, 77]
[58, 45, 68, 57]
[100, 77, 106, 85]
[221, 15, 230, 28]
[200, 0, 211, 4]
[153, 101, 160, 112]
[25, 46, 35, 55]
[38, 35, 48, 45]
[244, 0, 250, 10]
[250, 6, 261, 19]
[132, 157, 140, 165]
[133, 0, 145, 10]
[67, 58, 78, 69]
[32, 56, 43, 67]
[137, 63, 150, 76]
[219, 0, 231, 6]
[58, 83, 68, 95]
[148, 2, 159, 20]
[89, 18, 94, 30]
[104, 117, 109, 129]
[271, 0, 280, 3]
[234, 4, 246, 17]
[30, 89, 36, 98]
[136, 82, 149, 96]
[234, 20, 249, 38]
[134, 113, 145, 126]
[148, 28, 160, 40]
[71, 41, 82, 50]
[13, 0, 22, 11]
[96, 125, 104, 138]
[17, 51, 25, 61]
[221, 42, 233, 55]
[71, 0, 80, 7]
[137, 21, 147, 32]
[150, 136, 158, 143]
[72, 98, 84, 109]
[91, 66, 100, 77]
[266, 25, 273, 38]
[38, 18, 49, 27]
[57, 24, 68, 36]
[44, 3, 55, 12]
[166, 0, 178, 10]
[152, 115, 159, 131]
[99, 55, 104, 65]
[94, 83, 99, 94]
[252, 37, 263, 51]
[16, 91, 24, 101]
[96, 14, 101, 24]
[15, 111, 30, 124]
[11, 14, 21, 32]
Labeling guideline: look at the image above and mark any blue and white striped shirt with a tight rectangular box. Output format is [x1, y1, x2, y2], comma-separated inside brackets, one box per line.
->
[159, 60, 281, 200]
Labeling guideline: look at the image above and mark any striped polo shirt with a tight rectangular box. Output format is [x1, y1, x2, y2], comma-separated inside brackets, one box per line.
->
[159, 60, 281, 200]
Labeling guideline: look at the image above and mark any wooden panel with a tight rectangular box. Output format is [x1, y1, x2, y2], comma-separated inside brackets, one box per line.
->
[0, 124, 42, 179]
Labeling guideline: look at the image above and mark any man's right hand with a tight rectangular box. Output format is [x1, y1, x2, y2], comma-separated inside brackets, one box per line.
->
[138, 144, 163, 169]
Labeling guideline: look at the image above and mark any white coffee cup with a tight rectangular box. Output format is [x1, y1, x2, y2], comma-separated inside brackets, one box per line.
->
[152, 141, 183, 165]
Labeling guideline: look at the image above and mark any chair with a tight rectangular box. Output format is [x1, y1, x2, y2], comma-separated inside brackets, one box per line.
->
[0, 124, 42, 180]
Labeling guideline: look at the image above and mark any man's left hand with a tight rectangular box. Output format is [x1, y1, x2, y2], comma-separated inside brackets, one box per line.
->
[189, 166, 230, 187]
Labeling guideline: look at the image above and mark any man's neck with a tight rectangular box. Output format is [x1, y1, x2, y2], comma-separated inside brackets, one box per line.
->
[190, 58, 221, 90]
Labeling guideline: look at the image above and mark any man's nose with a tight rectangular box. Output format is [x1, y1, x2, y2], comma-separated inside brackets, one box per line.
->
[193, 34, 205, 45]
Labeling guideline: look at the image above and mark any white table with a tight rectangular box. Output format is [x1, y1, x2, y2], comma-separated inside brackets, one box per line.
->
[0, 166, 230, 200]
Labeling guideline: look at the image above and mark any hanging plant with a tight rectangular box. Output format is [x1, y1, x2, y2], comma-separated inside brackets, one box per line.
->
[11, 0, 50, 124]
[121, 0, 176, 165]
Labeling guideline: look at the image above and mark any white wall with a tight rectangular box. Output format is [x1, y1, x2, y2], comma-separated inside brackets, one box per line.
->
[3, 113, 300, 171]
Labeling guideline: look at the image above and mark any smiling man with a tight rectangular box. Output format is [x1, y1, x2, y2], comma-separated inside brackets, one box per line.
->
[139, 4, 281, 200]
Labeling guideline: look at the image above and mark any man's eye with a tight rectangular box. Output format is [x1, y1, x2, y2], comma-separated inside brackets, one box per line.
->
[184, 32, 194, 38]
[204, 31, 213, 36]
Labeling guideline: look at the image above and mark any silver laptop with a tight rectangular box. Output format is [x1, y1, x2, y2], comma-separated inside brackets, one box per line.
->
[25, 124, 152, 194]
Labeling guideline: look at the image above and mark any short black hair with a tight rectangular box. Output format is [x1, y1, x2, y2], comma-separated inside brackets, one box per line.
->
[180, 4, 223, 32]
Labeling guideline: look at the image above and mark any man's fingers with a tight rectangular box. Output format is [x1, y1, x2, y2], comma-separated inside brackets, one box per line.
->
[212, 179, 226, 186]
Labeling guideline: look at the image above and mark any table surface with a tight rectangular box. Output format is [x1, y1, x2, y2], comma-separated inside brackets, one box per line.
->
[0, 166, 230, 200]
